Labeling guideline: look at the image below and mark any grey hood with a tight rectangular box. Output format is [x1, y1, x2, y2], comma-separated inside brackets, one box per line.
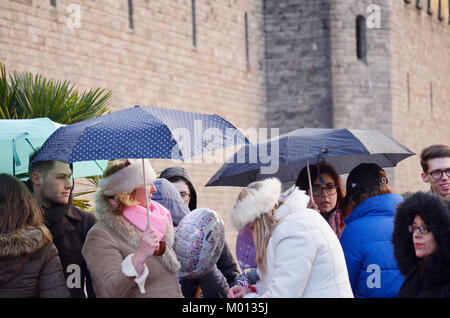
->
[160, 167, 197, 210]
[153, 178, 189, 226]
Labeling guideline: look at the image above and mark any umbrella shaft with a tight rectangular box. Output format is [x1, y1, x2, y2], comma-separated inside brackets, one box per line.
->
[142, 159, 151, 228]
[306, 160, 315, 205]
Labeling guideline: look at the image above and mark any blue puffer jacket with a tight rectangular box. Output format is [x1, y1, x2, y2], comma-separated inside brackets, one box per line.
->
[340, 193, 404, 298]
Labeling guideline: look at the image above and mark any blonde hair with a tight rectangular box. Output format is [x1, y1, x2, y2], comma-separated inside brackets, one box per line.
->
[102, 159, 140, 215]
[237, 181, 281, 279]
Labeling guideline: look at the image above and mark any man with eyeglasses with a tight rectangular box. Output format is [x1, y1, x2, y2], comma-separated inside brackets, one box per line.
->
[420, 144, 450, 200]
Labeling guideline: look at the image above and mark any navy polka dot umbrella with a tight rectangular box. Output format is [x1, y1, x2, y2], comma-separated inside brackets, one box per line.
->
[33, 105, 249, 163]
[32, 105, 250, 228]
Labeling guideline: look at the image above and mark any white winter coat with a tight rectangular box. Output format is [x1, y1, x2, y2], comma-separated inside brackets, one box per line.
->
[245, 189, 354, 298]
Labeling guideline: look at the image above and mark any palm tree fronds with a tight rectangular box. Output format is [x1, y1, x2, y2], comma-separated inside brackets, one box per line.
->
[0, 62, 111, 124]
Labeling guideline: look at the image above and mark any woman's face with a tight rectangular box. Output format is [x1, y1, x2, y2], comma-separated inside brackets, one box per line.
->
[172, 180, 191, 206]
[412, 215, 438, 259]
[134, 183, 157, 207]
[310, 173, 338, 214]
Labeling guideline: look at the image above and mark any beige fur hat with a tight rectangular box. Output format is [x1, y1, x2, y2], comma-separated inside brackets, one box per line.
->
[98, 159, 157, 196]
[228, 177, 282, 231]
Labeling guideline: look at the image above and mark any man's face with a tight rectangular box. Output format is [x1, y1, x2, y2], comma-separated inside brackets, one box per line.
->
[172, 180, 191, 206]
[421, 157, 450, 199]
[36, 161, 73, 207]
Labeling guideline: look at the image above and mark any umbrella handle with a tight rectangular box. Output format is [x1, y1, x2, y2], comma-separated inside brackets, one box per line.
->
[142, 159, 151, 228]
[153, 241, 166, 256]
[306, 160, 315, 206]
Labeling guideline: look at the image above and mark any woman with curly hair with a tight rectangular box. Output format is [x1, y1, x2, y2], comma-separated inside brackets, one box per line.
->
[393, 191, 450, 298]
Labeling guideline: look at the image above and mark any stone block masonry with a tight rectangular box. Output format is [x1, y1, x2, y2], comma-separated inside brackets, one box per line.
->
[0, 0, 267, 257]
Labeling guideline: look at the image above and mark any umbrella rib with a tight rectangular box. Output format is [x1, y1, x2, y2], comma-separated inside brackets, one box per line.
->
[25, 138, 37, 152]
[381, 153, 395, 165]
[93, 160, 105, 173]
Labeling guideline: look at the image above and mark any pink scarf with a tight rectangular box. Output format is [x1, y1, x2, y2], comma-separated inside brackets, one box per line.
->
[121, 201, 173, 242]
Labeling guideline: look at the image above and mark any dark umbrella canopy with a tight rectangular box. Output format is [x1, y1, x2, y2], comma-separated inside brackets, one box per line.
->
[33, 105, 250, 163]
[206, 128, 415, 187]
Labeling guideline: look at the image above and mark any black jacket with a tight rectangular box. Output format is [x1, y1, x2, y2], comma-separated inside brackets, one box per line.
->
[392, 192, 450, 298]
[25, 180, 96, 298]
[216, 241, 241, 287]
[179, 241, 241, 298]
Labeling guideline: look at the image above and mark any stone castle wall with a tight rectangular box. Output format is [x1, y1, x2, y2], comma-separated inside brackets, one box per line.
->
[390, 0, 450, 194]
[0, 0, 267, 256]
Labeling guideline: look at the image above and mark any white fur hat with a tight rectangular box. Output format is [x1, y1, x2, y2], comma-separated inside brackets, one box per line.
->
[228, 177, 282, 231]
[98, 159, 157, 196]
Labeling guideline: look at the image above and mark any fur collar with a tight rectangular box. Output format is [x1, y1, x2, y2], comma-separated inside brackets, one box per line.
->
[0, 225, 50, 258]
[275, 187, 310, 220]
[94, 190, 180, 273]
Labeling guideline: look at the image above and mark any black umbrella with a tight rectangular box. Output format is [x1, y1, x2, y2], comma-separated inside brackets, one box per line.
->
[206, 127, 415, 187]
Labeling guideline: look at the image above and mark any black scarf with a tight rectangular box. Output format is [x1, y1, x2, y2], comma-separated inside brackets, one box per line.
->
[43, 197, 73, 226]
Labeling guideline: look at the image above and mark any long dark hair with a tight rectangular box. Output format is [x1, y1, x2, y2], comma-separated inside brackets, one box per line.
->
[295, 162, 345, 212]
[0, 173, 51, 244]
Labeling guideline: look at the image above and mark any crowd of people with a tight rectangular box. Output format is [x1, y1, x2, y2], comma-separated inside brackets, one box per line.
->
[0, 143, 449, 298]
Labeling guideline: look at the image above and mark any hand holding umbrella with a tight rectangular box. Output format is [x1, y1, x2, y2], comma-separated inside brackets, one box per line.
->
[132, 227, 161, 274]
[139, 159, 166, 255]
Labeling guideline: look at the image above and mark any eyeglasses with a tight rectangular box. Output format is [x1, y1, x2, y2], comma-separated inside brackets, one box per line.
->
[427, 168, 450, 180]
[408, 225, 431, 235]
[311, 184, 337, 197]
[179, 191, 191, 200]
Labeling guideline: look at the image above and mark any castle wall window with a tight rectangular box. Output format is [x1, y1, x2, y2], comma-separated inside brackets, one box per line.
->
[356, 15, 367, 62]
[192, 0, 197, 47]
[416, 0, 422, 10]
[245, 12, 249, 65]
[128, 0, 134, 29]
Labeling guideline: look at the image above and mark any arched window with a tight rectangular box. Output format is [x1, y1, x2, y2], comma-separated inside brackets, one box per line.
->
[356, 15, 367, 62]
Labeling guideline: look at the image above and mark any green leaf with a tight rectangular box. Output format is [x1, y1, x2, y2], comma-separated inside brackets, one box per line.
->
[0, 61, 113, 210]
[0, 61, 111, 124]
